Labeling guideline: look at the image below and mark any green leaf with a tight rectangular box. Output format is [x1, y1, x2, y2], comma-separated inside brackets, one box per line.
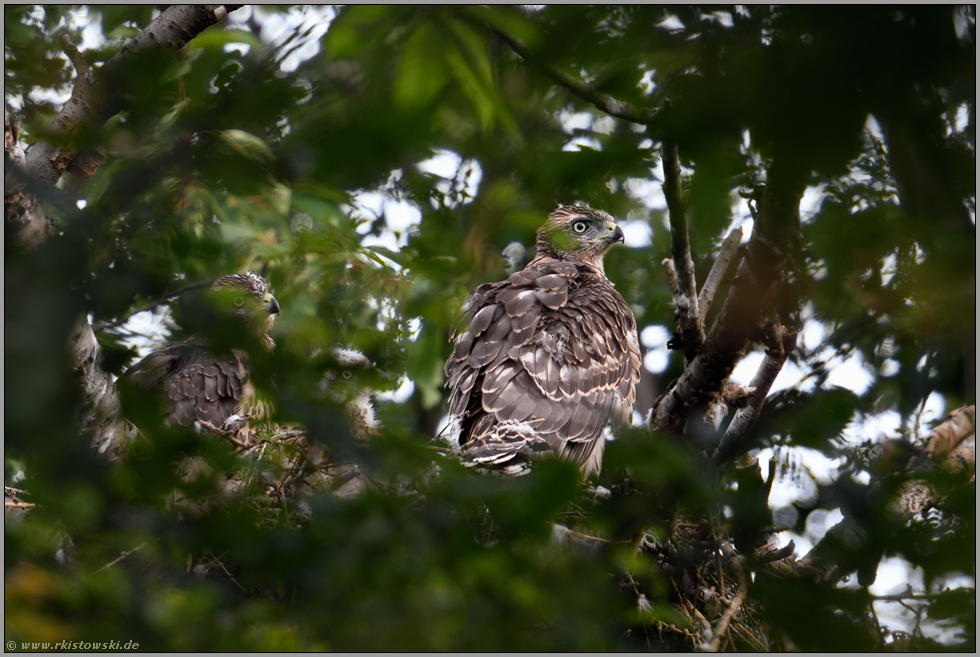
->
[395, 24, 449, 110]
[459, 5, 541, 50]
[407, 322, 447, 409]
[190, 27, 263, 51]
[762, 387, 861, 452]
[270, 181, 292, 216]
[446, 19, 515, 133]
[106, 25, 141, 40]
[217, 129, 274, 165]
[326, 5, 391, 59]
[445, 44, 496, 131]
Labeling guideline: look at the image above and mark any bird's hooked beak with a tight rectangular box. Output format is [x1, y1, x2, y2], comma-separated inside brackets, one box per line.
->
[264, 296, 280, 316]
[604, 222, 625, 245]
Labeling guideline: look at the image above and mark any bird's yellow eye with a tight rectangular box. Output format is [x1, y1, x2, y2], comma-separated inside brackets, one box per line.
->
[234, 295, 246, 307]
[342, 370, 352, 380]
[572, 220, 588, 234]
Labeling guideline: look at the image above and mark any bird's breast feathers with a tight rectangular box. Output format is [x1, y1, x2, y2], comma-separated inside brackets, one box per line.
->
[446, 257, 641, 474]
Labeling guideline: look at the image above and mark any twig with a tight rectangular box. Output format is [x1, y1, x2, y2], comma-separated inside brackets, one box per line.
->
[706, 511, 726, 601]
[873, 591, 937, 603]
[649, 617, 700, 642]
[708, 588, 746, 652]
[95, 542, 146, 573]
[661, 131, 703, 361]
[756, 539, 796, 564]
[649, 161, 807, 434]
[763, 454, 777, 500]
[730, 619, 769, 652]
[553, 523, 613, 546]
[242, 440, 268, 458]
[92, 280, 213, 332]
[624, 571, 654, 651]
[196, 419, 252, 452]
[59, 34, 90, 77]
[698, 227, 743, 327]
[485, 21, 659, 125]
[204, 552, 249, 593]
[712, 327, 798, 466]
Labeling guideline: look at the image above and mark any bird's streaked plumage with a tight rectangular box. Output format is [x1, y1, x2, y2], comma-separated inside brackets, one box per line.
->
[444, 206, 642, 476]
[123, 272, 279, 445]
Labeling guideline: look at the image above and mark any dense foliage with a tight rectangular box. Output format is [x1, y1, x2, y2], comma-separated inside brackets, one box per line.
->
[5, 5, 975, 651]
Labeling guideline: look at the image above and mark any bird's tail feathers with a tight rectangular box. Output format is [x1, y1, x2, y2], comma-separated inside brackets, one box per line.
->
[461, 422, 553, 475]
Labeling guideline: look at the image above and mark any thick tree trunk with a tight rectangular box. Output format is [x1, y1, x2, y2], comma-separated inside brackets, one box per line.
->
[24, 5, 239, 190]
[7, 5, 239, 454]
[5, 107, 55, 250]
[650, 161, 807, 435]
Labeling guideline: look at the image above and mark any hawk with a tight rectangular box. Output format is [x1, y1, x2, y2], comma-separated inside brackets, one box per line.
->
[300, 347, 385, 499]
[122, 272, 280, 445]
[444, 205, 642, 476]
[324, 347, 382, 441]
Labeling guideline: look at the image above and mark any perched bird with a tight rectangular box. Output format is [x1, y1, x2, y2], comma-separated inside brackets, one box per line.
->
[324, 347, 382, 441]
[122, 272, 280, 445]
[299, 346, 386, 498]
[444, 205, 642, 476]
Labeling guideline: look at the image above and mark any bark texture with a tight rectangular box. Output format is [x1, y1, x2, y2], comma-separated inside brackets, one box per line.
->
[5, 106, 55, 250]
[7, 5, 239, 454]
[24, 5, 239, 190]
[650, 162, 807, 434]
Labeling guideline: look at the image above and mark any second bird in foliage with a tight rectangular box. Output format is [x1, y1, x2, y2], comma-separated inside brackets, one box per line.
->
[122, 272, 280, 446]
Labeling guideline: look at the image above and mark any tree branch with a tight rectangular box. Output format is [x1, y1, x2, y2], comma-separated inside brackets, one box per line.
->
[712, 326, 798, 466]
[650, 164, 807, 434]
[486, 23, 659, 125]
[799, 405, 976, 582]
[91, 279, 213, 333]
[708, 588, 745, 652]
[24, 5, 240, 190]
[59, 33, 90, 77]
[70, 315, 134, 459]
[5, 106, 55, 250]
[661, 133, 703, 361]
[698, 227, 743, 327]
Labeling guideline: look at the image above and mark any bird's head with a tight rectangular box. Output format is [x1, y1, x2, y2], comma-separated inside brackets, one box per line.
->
[537, 205, 624, 272]
[320, 347, 389, 438]
[211, 272, 280, 348]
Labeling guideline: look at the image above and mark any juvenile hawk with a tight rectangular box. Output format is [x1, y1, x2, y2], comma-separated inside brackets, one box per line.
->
[123, 272, 280, 445]
[445, 206, 642, 476]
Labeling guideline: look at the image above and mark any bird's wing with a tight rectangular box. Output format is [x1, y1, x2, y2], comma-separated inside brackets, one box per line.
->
[446, 262, 641, 475]
[124, 340, 249, 434]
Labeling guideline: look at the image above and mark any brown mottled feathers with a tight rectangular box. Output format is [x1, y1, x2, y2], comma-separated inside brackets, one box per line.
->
[124, 338, 252, 437]
[123, 272, 278, 444]
[445, 206, 642, 476]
